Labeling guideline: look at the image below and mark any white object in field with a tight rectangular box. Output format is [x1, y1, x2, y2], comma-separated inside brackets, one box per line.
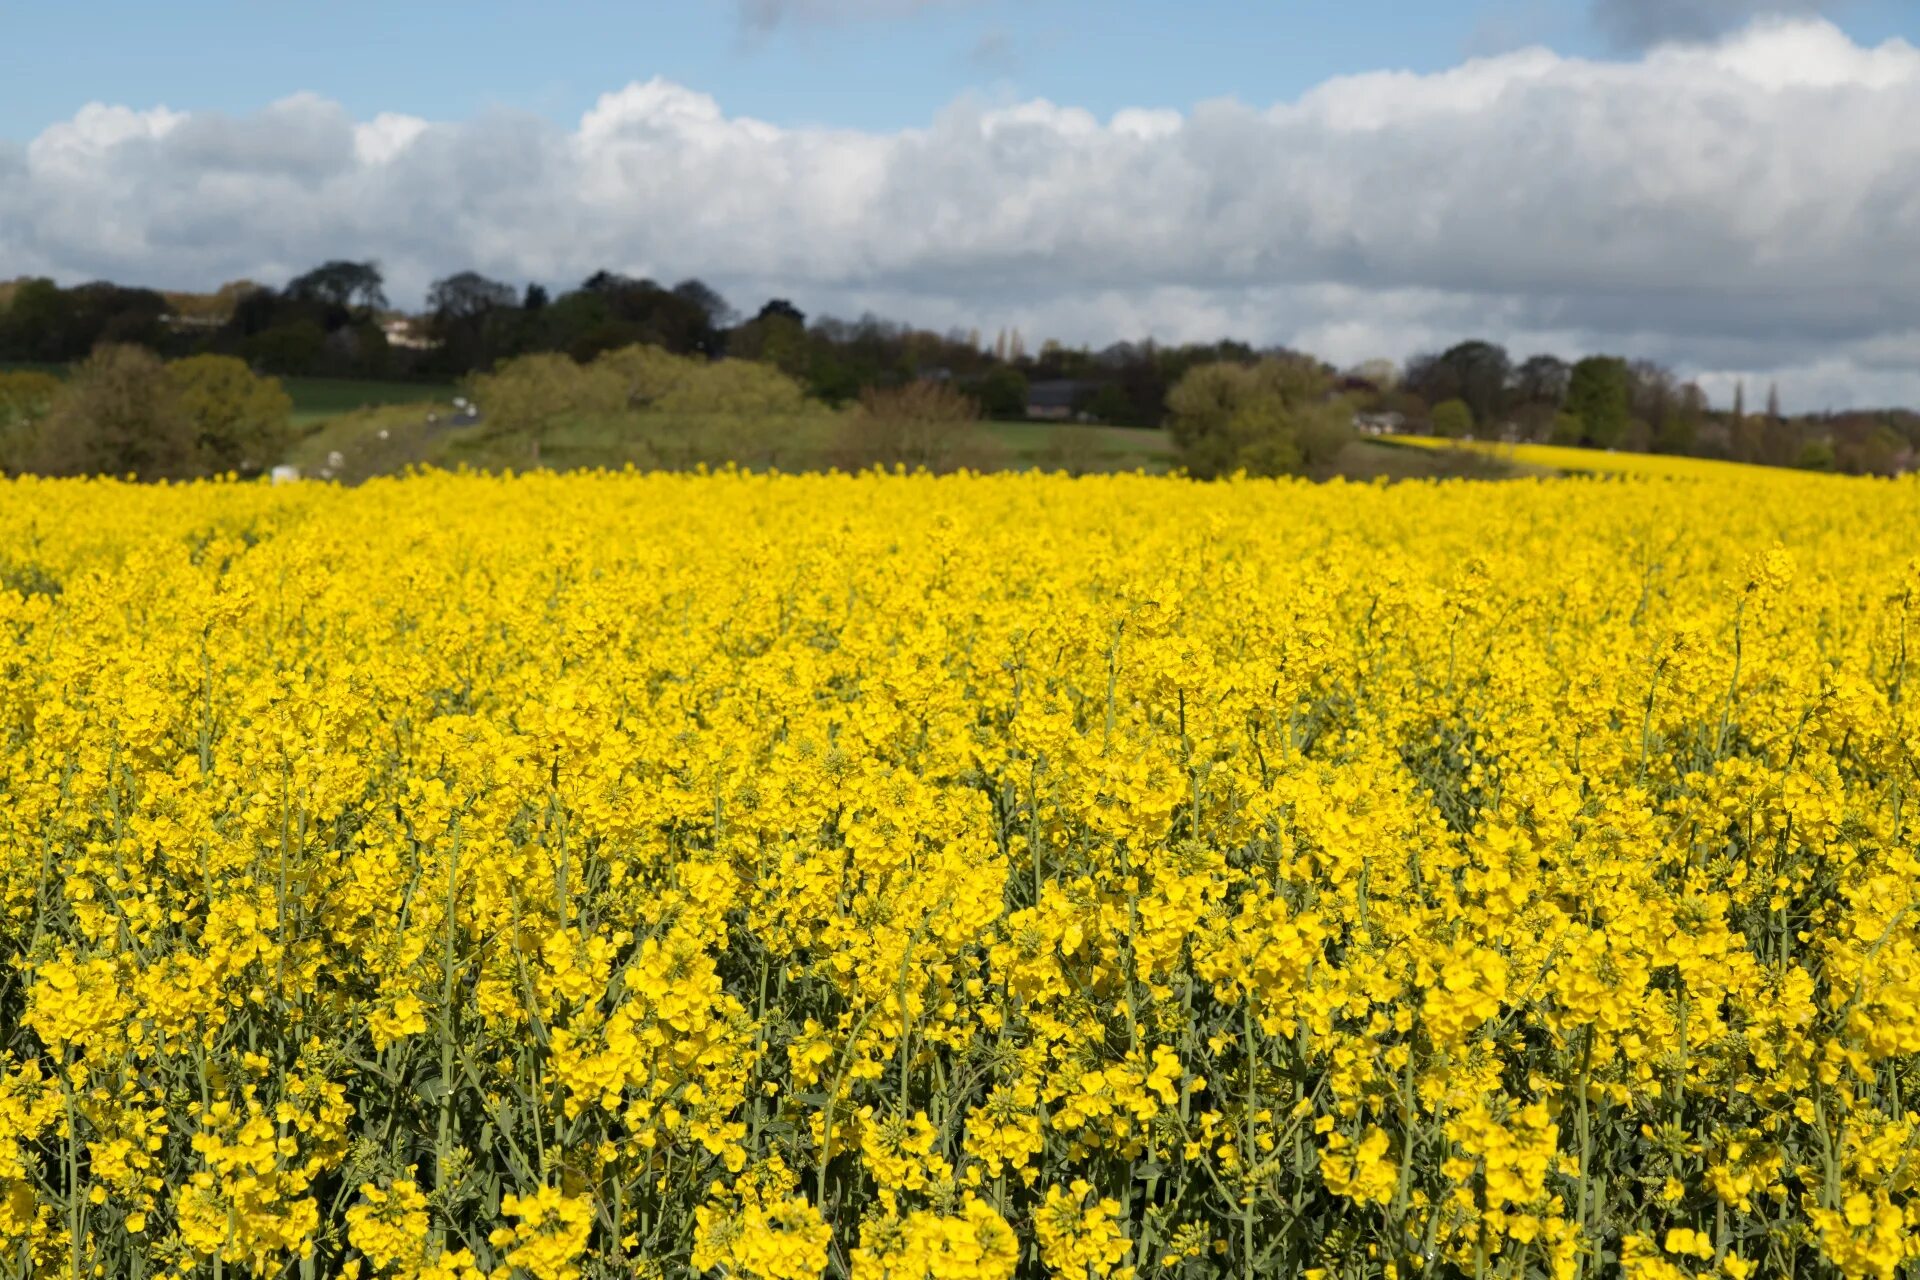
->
[378, 429, 390, 440]
[270, 465, 300, 485]
[327, 450, 345, 468]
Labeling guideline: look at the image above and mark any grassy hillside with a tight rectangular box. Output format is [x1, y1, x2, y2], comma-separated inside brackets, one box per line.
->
[285, 406, 1183, 482]
[15, 364, 1518, 482]
[285, 400, 1524, 484]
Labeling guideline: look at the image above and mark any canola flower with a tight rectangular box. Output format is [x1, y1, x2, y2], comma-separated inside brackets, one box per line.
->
[1386, 436, 1794, 479]
[0, 465, 1918, 1278]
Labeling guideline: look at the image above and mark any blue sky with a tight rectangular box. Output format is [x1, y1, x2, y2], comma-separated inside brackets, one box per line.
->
[3, 0, 1910, 139]
[5, 1, 1920, 409]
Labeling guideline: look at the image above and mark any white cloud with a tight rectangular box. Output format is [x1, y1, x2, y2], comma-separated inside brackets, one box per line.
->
[6, 19, 1920, 409]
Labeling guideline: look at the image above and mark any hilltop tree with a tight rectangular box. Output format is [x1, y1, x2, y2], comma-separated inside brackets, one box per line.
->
[0, 279, 74, 361]
[1406, 341, 1511, 428]
[426, 271, 521, 371]
[755, 298, 805, 327]
[729, 309, 811, 382]
[428, 271, 517, 323]
[1513, 354, 1571, 407]
[285, 261, 388, 311]
[671, 279, 735, 328]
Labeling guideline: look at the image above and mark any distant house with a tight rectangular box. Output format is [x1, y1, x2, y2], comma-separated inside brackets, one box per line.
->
[1352, 411, 1406, 436]
[381, 317, 438, 350]
[1026, 379, 1101, 422]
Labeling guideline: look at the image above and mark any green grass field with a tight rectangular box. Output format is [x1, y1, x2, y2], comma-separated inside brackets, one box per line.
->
[287, 399, 1510, 485]
[281, 377, 454, 427]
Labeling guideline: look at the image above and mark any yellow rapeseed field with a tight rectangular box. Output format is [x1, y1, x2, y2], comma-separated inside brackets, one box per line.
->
[2, 466, 1919, 1280]
[1386, 438, 1793, 480]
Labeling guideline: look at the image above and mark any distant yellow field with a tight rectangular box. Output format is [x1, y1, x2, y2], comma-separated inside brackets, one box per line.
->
[1389, 434, 1799, 478]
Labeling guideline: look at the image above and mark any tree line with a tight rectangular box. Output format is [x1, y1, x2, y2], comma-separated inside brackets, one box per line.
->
[2, 262, 1916, 478]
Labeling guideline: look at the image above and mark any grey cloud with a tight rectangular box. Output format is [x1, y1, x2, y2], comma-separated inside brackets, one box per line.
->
[1592, 0, 1844, 49]
[734, 0, 962, 31]
[967, 29, 1017, 72]
[8, 20, 1920, 409]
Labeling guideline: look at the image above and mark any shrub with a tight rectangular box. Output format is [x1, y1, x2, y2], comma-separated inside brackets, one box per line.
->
[1430, 398, 1474, 439]
[837, 381, 996, 472]
[165, 354, 293, 474]
[591, 344, 699, 410]
[31, 345, 199, 480]
[974, 367, 1030, 420]
[468, 353, 619, 463]
[1166, 357, 1352, 479]
[1567, 356, 1632, 448]
[656, 359, 808, 418]
[0, 370, 62, 474]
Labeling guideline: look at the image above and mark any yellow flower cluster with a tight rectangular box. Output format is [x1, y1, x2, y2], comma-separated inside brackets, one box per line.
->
[0, 464, 1918, 1279]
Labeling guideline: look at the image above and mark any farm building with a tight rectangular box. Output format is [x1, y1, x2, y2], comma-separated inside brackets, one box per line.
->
[1026, 379, 1102, 421]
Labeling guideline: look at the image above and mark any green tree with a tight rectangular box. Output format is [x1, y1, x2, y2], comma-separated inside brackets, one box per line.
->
[1796, 438, 1835, 471]
[166, 354, 294, 473]
[0, 370, 60, 422]
[469, 353, 619, 464]
[32, 345, 198, 479]
[728, 313, 812, 383]
[0, 370, 62, 474]
[1430, 398, 1474, 439]
[1405, 340, 1511, 426]
[285, 260, 388, 311]
[592, 344, 700, 409]
[0, 278, 75, 361]
[656, 360, 807, 417]
[1165, 357, 1352, 480]
[243, 321, 328, 376]
[1086, 383, 1133, 425]
[974, 366, 1030, 420]
[1567, 356, 1631, 448]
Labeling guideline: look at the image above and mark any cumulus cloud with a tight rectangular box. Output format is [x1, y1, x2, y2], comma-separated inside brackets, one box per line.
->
[1592, 0, 1845, 49]
[5, 19, 1920, 408]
